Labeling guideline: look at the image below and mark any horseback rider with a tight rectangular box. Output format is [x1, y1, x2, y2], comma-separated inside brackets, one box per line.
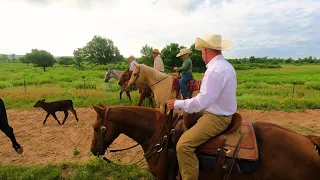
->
[174, 48, 193, 99]
[153, 49, 165, 72]
[128, 55, 138, 72]
[166, 34, 237, 180]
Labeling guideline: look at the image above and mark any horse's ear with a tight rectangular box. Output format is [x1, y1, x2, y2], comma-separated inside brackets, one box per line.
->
[134, 64, 139, 68]
[99, 102, 106, 108]
[92, 105, 102, 114]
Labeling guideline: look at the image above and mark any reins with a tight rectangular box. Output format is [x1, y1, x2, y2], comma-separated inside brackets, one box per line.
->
[97, 107, 143, 166]
[98, 106, 175, 166]
[132, 66, 170, 89]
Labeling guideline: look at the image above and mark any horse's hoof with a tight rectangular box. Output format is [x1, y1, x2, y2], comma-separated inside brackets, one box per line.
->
[15, 147, 23, 154]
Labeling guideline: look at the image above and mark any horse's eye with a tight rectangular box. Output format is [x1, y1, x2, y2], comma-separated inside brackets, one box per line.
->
[134, 73, 137, 76]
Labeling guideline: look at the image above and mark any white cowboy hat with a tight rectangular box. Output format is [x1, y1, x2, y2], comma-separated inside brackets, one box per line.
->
[195, 34, 233, 51]
[176, 48, 192, 57]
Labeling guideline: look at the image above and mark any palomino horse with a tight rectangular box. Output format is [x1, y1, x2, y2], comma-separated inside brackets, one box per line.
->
[0, 98, 23, 154]
[104, 68, 132, 101]
[90, 105, 320, 180]
[127, 64, 201, 114]
[118, 68, 155, 108]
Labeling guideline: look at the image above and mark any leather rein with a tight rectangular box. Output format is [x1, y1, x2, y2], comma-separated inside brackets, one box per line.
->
[131, 66, 170, 88]
[98, 106, 174, 166]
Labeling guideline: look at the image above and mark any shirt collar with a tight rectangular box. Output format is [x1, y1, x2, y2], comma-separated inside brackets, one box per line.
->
[206, 54, 224, 68]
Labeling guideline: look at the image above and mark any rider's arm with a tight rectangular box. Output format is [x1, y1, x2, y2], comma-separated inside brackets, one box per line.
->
[177, 59, 190, 71]
[174, 70, 223, 113]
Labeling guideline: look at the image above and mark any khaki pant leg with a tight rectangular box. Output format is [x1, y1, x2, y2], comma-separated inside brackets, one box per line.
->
[176, 111, 232, 180]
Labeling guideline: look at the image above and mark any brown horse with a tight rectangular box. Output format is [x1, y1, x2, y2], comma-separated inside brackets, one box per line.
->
[118, 68, 155, 108]
[90, 105, 320, 180]
[0, 98, 23, 154]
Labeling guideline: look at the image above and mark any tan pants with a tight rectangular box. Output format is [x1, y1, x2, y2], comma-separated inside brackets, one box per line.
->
[176, 110, 232, 180]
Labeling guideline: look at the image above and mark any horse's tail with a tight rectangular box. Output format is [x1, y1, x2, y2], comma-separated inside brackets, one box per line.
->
[306, 135, 320, 155]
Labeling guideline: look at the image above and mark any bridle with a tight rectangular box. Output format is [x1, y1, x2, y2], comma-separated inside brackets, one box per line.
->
[96, 107, 140, 165]
[97, 106, 175, 166]
[130, 66, 170, 89]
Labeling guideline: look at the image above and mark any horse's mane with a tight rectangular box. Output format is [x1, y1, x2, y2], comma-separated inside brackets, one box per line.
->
[138, 64, 168, 81]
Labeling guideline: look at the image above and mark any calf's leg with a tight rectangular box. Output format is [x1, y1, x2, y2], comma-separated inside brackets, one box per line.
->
[62, 110, 69, 124]
[69, 107, 79, 121]
[51, 113, 61, 125]
[43, 113, 50, 124]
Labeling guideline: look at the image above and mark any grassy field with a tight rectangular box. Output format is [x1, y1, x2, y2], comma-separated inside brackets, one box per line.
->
[0, 158, 152, 180]
[0, 63, 319, 111]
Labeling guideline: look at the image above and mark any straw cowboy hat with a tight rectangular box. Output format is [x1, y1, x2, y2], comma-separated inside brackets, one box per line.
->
[176, 48, 192, 57]
[195, 34, 233, 51]
[152, 49, 160, 54]
[128, 55, 135, 60]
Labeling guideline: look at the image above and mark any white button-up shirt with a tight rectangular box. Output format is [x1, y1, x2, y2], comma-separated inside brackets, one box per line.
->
[174, 55, 237, 116]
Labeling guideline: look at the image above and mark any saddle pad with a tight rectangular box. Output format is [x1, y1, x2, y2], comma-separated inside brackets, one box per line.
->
[196, 122, 259, 161]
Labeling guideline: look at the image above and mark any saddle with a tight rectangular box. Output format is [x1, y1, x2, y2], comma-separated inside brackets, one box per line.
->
[171, 76, 202, 98]
[180, 112, 259, 160]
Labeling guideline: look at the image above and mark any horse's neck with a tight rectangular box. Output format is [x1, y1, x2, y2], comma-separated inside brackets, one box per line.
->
[143, 66, 170, 87]
[111, 108, 157, 151]
[111, 70, 122, 80]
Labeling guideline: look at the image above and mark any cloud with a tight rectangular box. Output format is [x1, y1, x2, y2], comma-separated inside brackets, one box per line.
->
[0, 0, 319, 59]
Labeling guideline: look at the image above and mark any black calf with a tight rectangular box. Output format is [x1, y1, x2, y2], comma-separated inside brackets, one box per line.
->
[34, 99, 79, 125]
[0, 98, 23, 154]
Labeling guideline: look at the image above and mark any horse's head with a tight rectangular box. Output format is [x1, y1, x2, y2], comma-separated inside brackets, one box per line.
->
[117, 69, 132, 86]
[90, 105, 120, 156]
[128, 64, 145, 90]
[104, 69, 112, 83]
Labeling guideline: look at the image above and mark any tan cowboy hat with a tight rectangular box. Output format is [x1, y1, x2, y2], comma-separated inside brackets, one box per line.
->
[152, 49, 160, 54]
[128, 55, 135, 60]
[195, 34, 233, 51]
[176, 48, 192, 57]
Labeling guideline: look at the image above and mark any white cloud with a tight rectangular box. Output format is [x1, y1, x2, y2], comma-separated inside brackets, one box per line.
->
[0, 0, 319, 58]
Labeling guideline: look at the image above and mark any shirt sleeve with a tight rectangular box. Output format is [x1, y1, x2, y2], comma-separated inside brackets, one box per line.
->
[174, 70, 223, 113]
[177, 59, 189, 71]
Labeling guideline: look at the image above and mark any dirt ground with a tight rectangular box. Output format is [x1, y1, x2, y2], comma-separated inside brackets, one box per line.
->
[1, 108, 319, 166]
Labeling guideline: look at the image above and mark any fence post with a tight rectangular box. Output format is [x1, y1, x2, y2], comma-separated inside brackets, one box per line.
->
[82, 76, 86, 93]
[292, 82, 296, 98]
[24, 79, 26, 93]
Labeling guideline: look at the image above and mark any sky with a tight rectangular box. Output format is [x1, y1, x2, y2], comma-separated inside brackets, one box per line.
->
[0, 0, 319, 59]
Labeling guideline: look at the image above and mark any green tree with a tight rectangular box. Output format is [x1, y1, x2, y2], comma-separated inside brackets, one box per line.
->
[19, 56, 31, 65]
[73, 48, 85, 69]
[57, 57, 74, 66]
[138, 44, 154, 66]
[24, 49, 55, 71]
[189, 43, 206, 72]
[0, 54, 8, 62]
[160, 43, 185, 70]
[75, 35, 123, 65]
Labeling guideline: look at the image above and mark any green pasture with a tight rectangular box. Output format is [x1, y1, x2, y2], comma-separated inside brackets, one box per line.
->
[0, 63, 320, 111]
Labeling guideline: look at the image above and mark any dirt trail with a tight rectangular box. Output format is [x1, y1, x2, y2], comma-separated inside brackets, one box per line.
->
[1, 108, 319, 166]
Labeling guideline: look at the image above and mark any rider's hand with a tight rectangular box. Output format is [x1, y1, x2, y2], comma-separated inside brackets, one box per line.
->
[166, 99, 175, 110]
[174, 67, 177, 71]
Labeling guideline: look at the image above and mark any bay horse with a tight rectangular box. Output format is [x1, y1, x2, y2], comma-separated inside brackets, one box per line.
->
[0, 98, 23, 154]
[104, 68, 132, 101]
[90, 105, 320, 180]
[127, 64, 201, 114]
[118, 68, 155, 108]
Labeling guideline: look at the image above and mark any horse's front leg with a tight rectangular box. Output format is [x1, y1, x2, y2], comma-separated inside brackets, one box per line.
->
[1, 125, 23, 154]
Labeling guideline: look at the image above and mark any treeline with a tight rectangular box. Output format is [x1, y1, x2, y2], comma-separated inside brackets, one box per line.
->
[0, 35, 319, 72]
